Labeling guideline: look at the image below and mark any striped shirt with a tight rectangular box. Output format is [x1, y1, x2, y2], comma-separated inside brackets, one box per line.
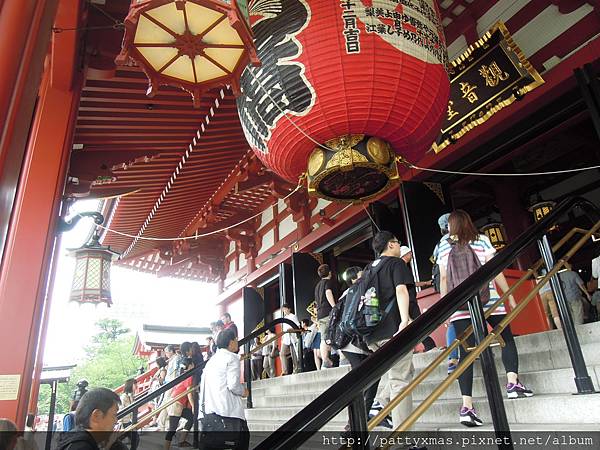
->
[436, 234, 506, 322]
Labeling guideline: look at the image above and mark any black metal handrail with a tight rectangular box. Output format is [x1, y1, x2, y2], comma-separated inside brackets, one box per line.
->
[238, 317, 303, 347]
[116, 364, 202, 420]
[239, 317, 305, 408]
[254, 197, 599, 450]
[116, 317, 305, 420]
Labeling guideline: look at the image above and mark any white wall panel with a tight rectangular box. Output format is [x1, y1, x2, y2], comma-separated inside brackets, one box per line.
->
[513, 4, 593, 58]
[477, 0, 531, 36]
[259, 229, 275, 255]
[279, 214, 296, 239]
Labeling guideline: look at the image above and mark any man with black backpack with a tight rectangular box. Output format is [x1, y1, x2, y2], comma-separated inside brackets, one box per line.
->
[363, 231, 415, 429]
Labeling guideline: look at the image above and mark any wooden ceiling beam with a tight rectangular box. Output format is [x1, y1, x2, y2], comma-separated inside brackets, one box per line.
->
[76, 115, 203, 124]
[77, 123, 199, 131]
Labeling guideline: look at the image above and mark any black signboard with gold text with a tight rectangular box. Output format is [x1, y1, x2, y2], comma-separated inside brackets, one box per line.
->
[433, 22, 544, 153]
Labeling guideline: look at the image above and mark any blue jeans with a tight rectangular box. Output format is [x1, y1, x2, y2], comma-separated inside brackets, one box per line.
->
[446, 323, 459, 360]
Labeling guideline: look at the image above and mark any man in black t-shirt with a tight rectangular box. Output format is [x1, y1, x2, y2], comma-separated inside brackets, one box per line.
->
[366, 231, 415, 430]
[314, 264, 337, 368]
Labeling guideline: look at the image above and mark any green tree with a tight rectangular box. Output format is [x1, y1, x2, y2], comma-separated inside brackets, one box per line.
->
[92, 318, 130, 343]
[37, 319, 144, 416]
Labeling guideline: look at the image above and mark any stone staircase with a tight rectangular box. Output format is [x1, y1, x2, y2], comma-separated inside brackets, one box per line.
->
[134, 323, 600, 449]
[246, 322, 600, 435]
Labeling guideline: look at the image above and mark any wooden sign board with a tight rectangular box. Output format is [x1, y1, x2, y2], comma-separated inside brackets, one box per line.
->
[433, 22, 544, 153]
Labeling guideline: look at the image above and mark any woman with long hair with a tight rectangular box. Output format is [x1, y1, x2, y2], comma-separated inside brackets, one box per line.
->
[164, 359, 195, 449]
[438, 210, 533, 427]
[119, 378, 140, 450]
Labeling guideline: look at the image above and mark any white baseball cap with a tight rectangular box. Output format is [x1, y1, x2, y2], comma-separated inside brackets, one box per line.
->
[400, 246, 412, 257]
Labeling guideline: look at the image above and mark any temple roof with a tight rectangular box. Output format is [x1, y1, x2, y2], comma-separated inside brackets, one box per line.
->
[68, 0, 600, 281]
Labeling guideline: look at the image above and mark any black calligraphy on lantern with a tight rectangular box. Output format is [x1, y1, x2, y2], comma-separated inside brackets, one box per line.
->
[479, 61, 510, 87]
[237, 0, 315, 155]
[340, 1, 361, 53]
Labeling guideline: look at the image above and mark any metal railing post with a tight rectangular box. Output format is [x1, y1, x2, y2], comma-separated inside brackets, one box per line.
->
[297, 330, 304, 373]
[538, 235, 597, 394]
[131, 406, 140, 450]
[44, 380, 58, 450]
[347, 393, 370, 450]
[193, 390, 199, 448]
[244, 341, 253, 408]
[468, 294, 513, 450]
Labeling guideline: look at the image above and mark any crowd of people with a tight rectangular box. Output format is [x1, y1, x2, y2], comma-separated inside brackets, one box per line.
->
[274, 210, 536, 430]
[6, 209, 600, 450]
[21, 311, 249, 450]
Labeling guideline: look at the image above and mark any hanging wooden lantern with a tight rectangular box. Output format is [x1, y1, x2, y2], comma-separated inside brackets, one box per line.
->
[116, 0, 259, 107]
[68, 233, 120, 306]
[481, 222, 508, 250]
[237, 0, 449, 201]
[529, 200, 557, 232]
[529, 201, 556, 223]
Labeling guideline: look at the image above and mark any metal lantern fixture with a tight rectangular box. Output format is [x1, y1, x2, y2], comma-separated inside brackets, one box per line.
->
[116, 0, 259, 107]
[307, 135, 400, 202]
[68, 232, 120, 306]
[481, 222, 508, 250]
[529, 200, 556, 223]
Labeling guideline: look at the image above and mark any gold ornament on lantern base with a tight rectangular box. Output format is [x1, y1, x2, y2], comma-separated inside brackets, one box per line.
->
[307, 135, 400, 202]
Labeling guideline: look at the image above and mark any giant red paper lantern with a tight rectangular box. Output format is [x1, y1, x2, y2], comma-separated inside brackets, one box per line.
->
[237, 0, 450, 201]
[117, 0, 259, 106]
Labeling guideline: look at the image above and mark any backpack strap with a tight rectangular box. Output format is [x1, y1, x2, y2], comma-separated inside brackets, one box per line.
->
[364, 256, 392, 283]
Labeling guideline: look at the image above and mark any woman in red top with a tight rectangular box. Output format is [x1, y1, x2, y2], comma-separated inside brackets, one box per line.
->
[165, 358, 196, 449]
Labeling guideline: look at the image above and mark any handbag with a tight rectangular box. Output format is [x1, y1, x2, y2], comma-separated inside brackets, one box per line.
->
[200, 377, 229, 447]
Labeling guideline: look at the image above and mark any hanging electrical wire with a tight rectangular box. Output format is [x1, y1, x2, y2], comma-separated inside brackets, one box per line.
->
[399, 158, 600, 177]
[71, 175, 305, 242]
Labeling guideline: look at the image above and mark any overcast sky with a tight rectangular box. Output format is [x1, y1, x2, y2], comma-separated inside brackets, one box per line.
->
[43, 200, 219, 366]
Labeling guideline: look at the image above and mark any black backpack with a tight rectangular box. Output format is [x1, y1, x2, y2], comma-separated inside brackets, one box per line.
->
[431, 263, 441, 293]
[325, 296, 351, 350]
[340, 258, 394, 338]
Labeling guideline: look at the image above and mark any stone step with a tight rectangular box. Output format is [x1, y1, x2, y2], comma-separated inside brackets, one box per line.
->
[250, 365, 600, 407]
[413, 342, 600, 384]
[246, 405, 349, 424]
[249, 341, 600, 401]
[252, 366, 349, 388]
[417, 393, 600, 425]
[246, 419, 391, 433]
[249, 324, 600, 395]
[413, 322, 600, 369]
[246, 420, 600, 433]
[246, 393, 600, 425]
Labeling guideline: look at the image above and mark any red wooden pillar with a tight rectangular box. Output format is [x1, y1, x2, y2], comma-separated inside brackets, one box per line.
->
[493, 181, 536, 270]
[0, 0, 60, 264]
[0, 61, 81, 427]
